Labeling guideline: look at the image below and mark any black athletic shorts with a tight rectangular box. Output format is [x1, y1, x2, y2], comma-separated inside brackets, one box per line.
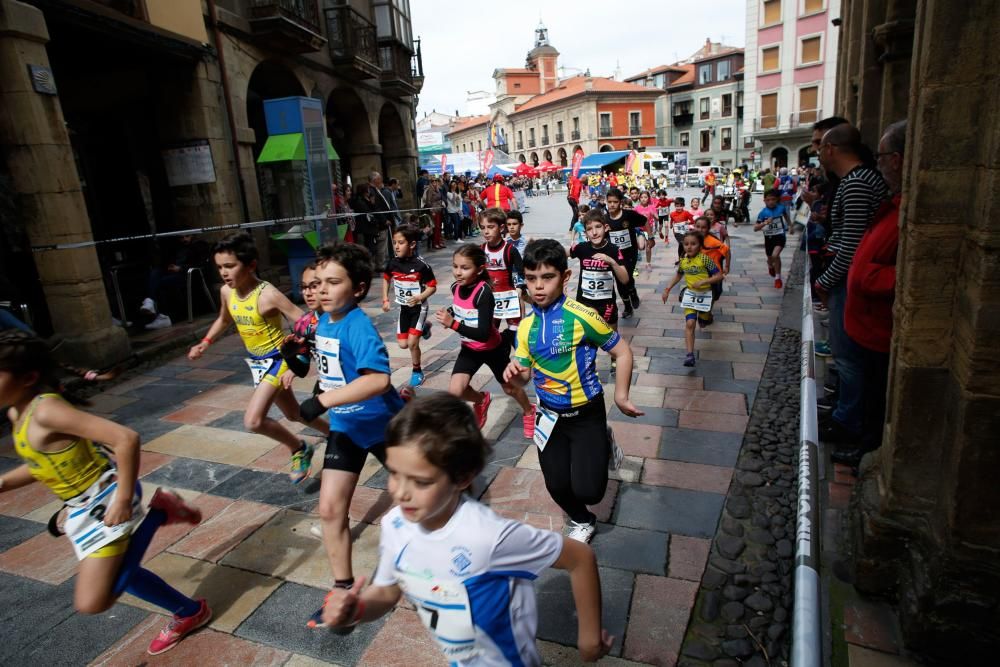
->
[397, 303, 429, 340]
[764, 233, 787, 256]
[577, 297, 618, 325]
[324, 431, 387, 474]
[452, 343, 510, 384]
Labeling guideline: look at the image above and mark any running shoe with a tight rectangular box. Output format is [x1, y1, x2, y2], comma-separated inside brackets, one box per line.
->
[522, 405, 536, 439]
[290, 441, 314, 484]
[622, 306, 634, 320]
[474, 391, 492, 429]
[775, 278, 783, 289]
[631, 293, 641, 308]
[410, 370, 425, 388]
[145, 313, 172, 330]
[567, 520, 597, 544]
[607, 427, 624, 471]
[632, 268, 640, 278]
[140, 298, 156, 315]
[147, 599, 212, 655]
[309, 523, 323, 539]
[768, 266, 776, 277]
[422, 322, 432, 340]
[683, 352, 696, 367]
[814, 341, 832, 357]
[149, 488, 202, 526]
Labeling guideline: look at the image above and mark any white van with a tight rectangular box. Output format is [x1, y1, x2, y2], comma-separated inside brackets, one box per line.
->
[686, 165, 724, 187]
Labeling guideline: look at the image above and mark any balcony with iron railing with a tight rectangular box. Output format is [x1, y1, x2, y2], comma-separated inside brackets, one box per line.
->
[541, 135, 549, 145]
[629, 124, 642, 136]
[325, 3, 379, 80]
[571, 130, 581, 140]
[790, 109, 821, 127]
[528, 138, 536, 147]
[555, 132, 564, 143]
[249, 0, 325, 53]
[754, 115, 780, 132]
[379, 43, 417, 97]
[599, 127, 612, 137]
[516, 142, 524, 150]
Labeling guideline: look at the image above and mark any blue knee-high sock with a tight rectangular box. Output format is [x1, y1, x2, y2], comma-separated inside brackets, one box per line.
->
[126, 568, 200, 617]
[112, 508, 165, 596]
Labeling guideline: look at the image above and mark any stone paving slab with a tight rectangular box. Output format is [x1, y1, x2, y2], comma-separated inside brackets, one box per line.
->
[536, 566, 634, 657]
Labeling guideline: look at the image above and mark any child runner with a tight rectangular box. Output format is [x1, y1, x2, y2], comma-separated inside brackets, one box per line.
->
[479, 208, 526, 347]
[569, 204, 589, 246]
[436, 243, 535, 437]
[693, 216, 732, 326]
[754, 189, 789, 289]
[661, 231, 725, 367]
[570, 210, 630, 377]
[381, 223, 437, 388]
[315, 393, 614, 663]
[670, 196, 695, 259]
[605, 188, 644, 319]
[0, 331, 209, 655]
[279, 261, 321, 392]
[295, 243, 405, 629]
[504, 209, 528, 258]
[654, 189, 674, 239]
[688, 196, 703, 219]
[188, 233, 327, 483]
[634, 191, 659, 271]
[504, 240, 641, 543]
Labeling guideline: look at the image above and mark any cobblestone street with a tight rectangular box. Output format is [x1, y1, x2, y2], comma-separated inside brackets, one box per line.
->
[0, 192, 795, 666]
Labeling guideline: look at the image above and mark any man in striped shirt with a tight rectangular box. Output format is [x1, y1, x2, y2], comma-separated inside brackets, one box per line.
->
[814, 124, 889, 444]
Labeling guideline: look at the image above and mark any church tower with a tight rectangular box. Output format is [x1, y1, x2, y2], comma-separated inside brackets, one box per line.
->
[525, 20, 559, 94]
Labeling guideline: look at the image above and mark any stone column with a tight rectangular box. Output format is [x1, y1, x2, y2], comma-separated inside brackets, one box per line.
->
[383, 147, 418, 210]
[852, 0, 1000, 661]
[0, 0, 129, 367]
[873, 0, 916, 129]
[347, 143, 383, 185]
[854, 0, 889, 148]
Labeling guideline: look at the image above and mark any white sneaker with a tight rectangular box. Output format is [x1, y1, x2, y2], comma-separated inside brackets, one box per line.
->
[608, 427, 624, 471]
[140, 298, 156, 315]
[567, 520, 596, 543]
[144, 313, 172, 330]
[309, 524, 323, 539]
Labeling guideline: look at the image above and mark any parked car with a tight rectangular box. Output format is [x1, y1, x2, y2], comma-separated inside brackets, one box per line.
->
[685, 165, 724, 187]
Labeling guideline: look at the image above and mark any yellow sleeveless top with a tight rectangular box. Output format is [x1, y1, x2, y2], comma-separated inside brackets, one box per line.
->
[229, 281, 285, 358]
[13, 394, 110, 500]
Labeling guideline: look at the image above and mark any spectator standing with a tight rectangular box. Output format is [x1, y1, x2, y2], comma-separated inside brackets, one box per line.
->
[814, 124, 889, 444]
[421, 176, 445, 249]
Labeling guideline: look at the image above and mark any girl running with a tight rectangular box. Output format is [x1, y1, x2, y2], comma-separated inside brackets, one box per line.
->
[315, 393, 613, 664]
[661, 231, 725, 367]
[0, 331, 209, 655]
[435, 244, 535, 437]
[634, 191, 660, 271]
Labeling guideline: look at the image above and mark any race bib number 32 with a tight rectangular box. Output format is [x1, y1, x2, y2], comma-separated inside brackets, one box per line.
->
[581, 269, 613, 300]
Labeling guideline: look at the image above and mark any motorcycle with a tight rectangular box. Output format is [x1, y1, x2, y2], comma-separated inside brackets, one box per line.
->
[720, 183, 751, 226]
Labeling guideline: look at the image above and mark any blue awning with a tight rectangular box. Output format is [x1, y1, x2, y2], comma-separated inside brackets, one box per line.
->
[578, 150, 631, 172]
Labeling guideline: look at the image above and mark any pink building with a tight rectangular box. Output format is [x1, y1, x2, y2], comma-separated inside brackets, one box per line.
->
[743, 0, 840, 169]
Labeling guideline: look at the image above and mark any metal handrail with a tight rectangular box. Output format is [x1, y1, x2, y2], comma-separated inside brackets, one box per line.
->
[793, 255, 822, 667]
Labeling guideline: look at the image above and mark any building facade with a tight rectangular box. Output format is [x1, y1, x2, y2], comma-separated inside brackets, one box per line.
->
[742, 0, 841, 168]
[447, 24, 660, 168]
[0, 0, 423, 366]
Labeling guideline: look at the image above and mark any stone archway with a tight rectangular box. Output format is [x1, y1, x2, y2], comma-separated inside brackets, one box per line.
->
[327, 87, 374, 185]
[543, 149, 552, 162]
[797, 144, 813, 167]
[599, 144, 614, 152]
[573, 144, 584, 157]
[770, 146, 788, 169]
[519, 154, 526, 163]
[530, 152, 538, 166]
[377, 102, 415, 203]
[558, 147, 568, 166]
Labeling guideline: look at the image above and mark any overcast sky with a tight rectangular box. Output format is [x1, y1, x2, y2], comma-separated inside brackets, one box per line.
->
[412, 0, 747, 118]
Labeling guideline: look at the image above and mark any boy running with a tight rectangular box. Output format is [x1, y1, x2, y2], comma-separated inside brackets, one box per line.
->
[693, 216, 732, 326]
[604, 188, 645, 319]
[505, 240, 642, 543]
[189, 233, 327, 483]
[381, 224, 437, 387]
[670, 196, 695, 259]
[661, 231, 726, 366]
[754, 189, 790, 289]
[480, 208, 526, 345]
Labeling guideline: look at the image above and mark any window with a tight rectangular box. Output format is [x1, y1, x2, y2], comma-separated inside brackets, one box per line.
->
[673, 101, 692, 115]
[517, 130, 523, 148]
[478, 140, 482, 151]
[542, 124, 549, 143]
[573, 117, 580, 131]
[722, 94, 733, 117]
[514, 82, 521, 89]
[699, 97, 710, 120]
[762, 46, 780, 72]
[721, 127, 732, 150]
[700, 130, 711, 152]
[698, 64, 713, 84]
[599, 112, 612, 136]
[654, 73, 665, 88]
[717, 60, 731, 81]
[760, 93, 778, 128]
[799, 86, 819, 124]
[803, 0, 824, 14]
[763, 0, 781, 24]
[800, 36, 822, 65]
[629, 111, 641, 135]
[557, 120, 563, 133]
[679, 132, 690, 147]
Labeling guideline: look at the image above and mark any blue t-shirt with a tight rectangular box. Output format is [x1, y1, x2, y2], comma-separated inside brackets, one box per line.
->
[571, 221, 587, 245]
[757, 204, 788, 233]
[314, 306, 403, 447]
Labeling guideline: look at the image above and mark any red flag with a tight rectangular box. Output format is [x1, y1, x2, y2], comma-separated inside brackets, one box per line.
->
[483, 149, 494, 173]
[571, 149, 585, 179]
[440, 154, 447, 173]
[625, 150, 638, 175]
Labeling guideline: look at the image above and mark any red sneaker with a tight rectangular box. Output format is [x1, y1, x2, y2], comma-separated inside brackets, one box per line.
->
[147, 599, 212, 655]
[473, 391, 492, 429]
[149, 488, 202, 526]
[775, 278, 783, 289]
[522, 405, 536, 439]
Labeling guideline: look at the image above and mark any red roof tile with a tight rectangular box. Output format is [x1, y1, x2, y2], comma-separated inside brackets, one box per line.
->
[512, 76, 660, 115]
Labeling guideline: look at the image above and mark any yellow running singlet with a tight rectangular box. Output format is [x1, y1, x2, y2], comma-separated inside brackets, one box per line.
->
[229, 281, 286, 358]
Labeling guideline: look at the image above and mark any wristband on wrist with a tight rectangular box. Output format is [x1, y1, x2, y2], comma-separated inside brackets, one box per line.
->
[201, 337, 213, 345]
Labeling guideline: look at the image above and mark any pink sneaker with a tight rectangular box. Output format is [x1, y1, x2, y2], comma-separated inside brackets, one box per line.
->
[522, 405, 536, 439]
[149, 488, 202, 526]
[473, 391, 492, 429]
[147, 599, 212, 655]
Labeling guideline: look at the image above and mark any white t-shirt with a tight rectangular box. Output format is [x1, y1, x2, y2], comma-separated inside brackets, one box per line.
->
[374, 498, 564, 666]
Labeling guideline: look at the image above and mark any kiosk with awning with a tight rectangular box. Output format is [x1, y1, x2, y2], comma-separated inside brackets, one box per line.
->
[576, 150, 632, 174]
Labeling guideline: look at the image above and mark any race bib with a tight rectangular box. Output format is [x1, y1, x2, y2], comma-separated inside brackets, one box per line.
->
[581, 269, 614, 300]
[314, 335, 346, 391]
[681, 288, 713, 313]
[63, 470, 144, 560]
[451, 304, 479, 343]
[673, 221, 688, 235]
[394, 278, 421, 306]
[763, 218, 785, 236]
[396, 571, 478, 662]
[533, 404, 560, 452]
[657, 207, 671, 218]
[493, 289, 521, 321]
[609, 229, 632, 250]
[245, 357, 275, 387]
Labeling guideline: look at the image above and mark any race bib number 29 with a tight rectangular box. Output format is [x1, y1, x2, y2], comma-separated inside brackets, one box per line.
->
[314, 335, 346, 391]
